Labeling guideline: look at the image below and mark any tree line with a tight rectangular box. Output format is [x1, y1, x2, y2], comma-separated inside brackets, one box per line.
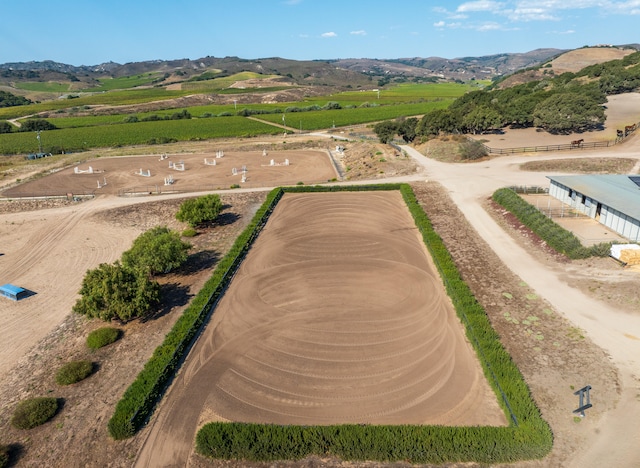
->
[374, 50, 640, 143]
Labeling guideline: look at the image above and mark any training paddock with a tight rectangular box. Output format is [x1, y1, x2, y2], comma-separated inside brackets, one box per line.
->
[1, 149, 338, 197]
[135, 191, 507, 467]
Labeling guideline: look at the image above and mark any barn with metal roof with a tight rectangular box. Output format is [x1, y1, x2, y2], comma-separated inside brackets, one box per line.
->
[547, 175, 640, 242]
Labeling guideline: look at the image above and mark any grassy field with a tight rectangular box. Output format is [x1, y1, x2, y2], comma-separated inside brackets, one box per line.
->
[0, 89, 190, 120]
[266, 101, 453, 130]
[305, 82, 486, 106]
[89, 73, 166, 91]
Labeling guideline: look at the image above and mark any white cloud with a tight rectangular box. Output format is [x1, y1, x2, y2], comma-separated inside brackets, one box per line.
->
[505, 6, 559, 21]
[434, 20, 446, 28]
[436, 0, 640, 25]
[457, 1, 505, 12]
[476, 22, 505, 30]
[321, 32, 337, 38]
[350, 30, 367, 36]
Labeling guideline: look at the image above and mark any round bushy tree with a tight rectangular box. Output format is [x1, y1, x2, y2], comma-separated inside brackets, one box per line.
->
[0, 121, 12, 134]
[73, 261, 160, 322]
[176, 194, 223, 228]
[122, 226, 191, 276]
[373, 120, 399, 144]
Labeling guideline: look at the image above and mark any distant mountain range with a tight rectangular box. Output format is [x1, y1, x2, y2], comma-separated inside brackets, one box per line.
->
[1, 45, 639, 91]
[0, 49, 568, 86]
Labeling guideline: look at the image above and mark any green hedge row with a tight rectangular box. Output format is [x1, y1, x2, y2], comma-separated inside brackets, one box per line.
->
[107, 187, 285, 439]
[492, 187, 611, 259]
[195, 184, 552, 464]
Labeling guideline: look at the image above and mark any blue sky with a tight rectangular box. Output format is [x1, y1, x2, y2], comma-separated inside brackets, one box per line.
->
[2, 0, 638, 65]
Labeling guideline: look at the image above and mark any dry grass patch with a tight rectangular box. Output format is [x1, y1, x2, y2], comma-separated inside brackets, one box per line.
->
[414, 135, 469, 162]
[520, 157, 636, 173]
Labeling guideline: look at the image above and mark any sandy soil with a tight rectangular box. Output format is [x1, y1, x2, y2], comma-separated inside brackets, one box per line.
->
[1, 93, 640, 467]
[135, 191, 506, 467]
[2, 149, 338, 198]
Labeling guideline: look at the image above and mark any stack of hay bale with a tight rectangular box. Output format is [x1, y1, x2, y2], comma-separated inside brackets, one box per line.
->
[611, 244, 640, 265]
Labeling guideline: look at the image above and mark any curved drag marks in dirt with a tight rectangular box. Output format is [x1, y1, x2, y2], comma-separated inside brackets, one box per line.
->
[135, 191, 506, 467]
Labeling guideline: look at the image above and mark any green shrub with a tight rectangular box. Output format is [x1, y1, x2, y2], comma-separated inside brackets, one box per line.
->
[589, 242, 613, 257]
[10, 397, 59, 429]
[55, 360, 94, 385]
[182, 228, 197, 237]
[86, 327, 121, 350]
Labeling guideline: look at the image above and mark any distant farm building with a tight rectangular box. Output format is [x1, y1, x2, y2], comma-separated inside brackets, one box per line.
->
[547, 175, 640, 242]
[0, 284, 29, 301]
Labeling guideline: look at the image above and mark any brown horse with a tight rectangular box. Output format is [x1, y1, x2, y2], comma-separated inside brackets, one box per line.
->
[625, 124, 637, 136]
[571, 138, 584, 147]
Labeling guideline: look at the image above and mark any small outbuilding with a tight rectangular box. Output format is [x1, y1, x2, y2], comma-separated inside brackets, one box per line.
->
[547, 174, 640, 242]
[0, 283, 29, 301]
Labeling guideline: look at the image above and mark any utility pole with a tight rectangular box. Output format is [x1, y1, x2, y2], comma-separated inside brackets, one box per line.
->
[36, 130, 42, 154]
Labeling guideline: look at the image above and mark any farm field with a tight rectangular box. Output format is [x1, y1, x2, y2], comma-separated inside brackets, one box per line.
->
[0, 117, 283, 155]
[0, 81, 472, 156]
[135, 191, 507, 466]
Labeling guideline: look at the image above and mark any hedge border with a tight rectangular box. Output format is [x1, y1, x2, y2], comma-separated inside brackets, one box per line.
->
[109, 183, 552, 464]
[492, 187, 611, 259]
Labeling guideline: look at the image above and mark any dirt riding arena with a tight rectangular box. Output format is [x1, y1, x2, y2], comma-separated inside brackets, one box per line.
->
[135, 191, 506, 467]
[2, 149, 338, 197]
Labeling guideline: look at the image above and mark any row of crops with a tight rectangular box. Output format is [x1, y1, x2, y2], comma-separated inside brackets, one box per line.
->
[0, 82, 479, 154]
[0, 117, 281, 154]
[0, 101, 452, 155]
[108, 183, 552, 464]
